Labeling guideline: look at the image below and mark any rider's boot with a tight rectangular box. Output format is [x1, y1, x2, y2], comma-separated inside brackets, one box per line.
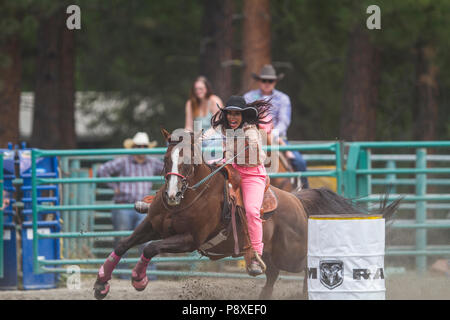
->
[246, 250, 266, 277]
[247, 257, 264, 277]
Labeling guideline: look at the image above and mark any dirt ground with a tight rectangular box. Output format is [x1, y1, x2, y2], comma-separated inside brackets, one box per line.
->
[0, 272, 448, 300]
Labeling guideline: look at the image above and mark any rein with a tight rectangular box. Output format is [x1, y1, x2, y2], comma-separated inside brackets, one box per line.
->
[162, 140, 249, 212]
[188, 145, 249, 190]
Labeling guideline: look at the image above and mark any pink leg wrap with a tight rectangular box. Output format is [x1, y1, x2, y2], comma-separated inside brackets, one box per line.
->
[132, 255, 151, 291]
[97, 251, 121, 283]
[132, 254, 150, 280]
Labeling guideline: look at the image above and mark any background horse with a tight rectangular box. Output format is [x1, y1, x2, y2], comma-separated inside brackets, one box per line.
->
[93, 129, 400, 300]
[261, 129, 298, 192]
[266, 149, 298, 192]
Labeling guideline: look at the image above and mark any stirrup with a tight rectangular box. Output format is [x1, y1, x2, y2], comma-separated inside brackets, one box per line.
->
[247, 259, 264, 277]
[253, 251, 266, 272]
[246, 252, 266, 276]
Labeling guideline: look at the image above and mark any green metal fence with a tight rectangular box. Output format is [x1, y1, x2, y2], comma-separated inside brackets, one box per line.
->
[344, 141, 450, 273]
[0, 153, 4, 278]
[57, 143, 343, 259]
[269, 142, 344, 193]
[24, 141, 450, 279]
[29, 142, 342, 279]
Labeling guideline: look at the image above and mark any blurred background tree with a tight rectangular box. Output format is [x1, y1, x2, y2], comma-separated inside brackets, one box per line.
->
[241, 0, 271, 92]
[31, 1, 77, 149]
[1, 0, 449, 148]
[0, 1, 28, 147]
[200, 0, 234, 100]
[271, 0, 450, 142]
[74, 0, 203, 147]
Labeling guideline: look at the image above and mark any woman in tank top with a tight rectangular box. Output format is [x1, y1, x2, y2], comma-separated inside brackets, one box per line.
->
[184, 76, 223, 132]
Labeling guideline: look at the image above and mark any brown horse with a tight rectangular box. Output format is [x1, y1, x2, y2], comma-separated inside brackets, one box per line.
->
[93, 129, 400, 300]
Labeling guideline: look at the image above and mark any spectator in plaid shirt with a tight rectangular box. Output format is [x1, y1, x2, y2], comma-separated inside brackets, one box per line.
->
[97, 132, 163, 278]
[97, 132, 164, 236]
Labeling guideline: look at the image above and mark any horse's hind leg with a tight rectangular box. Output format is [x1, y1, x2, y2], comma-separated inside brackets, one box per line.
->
[93, 217, 159, 300]
[131, 233, 195, 292]
[258, 253, 279, 300]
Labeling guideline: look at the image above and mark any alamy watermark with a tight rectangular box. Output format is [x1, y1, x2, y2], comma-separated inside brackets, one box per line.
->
[66, 5, 81, 30]
[366, 5, 381, 30]
[66, 265, 81, 290]
[168, 121, 280, 172]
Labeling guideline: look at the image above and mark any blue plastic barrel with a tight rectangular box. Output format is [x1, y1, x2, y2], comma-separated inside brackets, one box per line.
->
[0, 223, 18, 290]
[0, 147, 18, 290]
[19, 150, 59, 222]
[1, 149, 15, 224]
[21, 221, 60, 290]
[19, 148, 61, 290]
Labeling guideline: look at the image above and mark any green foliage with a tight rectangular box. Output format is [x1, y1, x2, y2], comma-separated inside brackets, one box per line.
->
[2, 0, 449, 144]
[75, 0, 203, 146]
[1, 0, 74, 89]
[271, 0, 450, 140]
[271, 0, 349, 140]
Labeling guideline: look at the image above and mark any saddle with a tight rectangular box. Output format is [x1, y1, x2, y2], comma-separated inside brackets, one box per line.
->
[222, 164, 278, 218]
[135, 166, 278, 217]
[198, 164, 278, 267]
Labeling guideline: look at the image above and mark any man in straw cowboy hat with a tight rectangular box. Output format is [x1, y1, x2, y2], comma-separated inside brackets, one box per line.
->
[244, 64, 309, 189]
[97, 132, 163, 277]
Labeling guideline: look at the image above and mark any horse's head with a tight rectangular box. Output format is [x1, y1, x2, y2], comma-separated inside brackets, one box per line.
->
[161, 128, 202, 206]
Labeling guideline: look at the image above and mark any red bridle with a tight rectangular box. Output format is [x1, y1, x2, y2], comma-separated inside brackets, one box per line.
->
[165, 172, 187, 180]
[165, 171, 189, 199]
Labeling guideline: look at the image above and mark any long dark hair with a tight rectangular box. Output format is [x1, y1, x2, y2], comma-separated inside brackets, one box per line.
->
[211, 99, 272, 130]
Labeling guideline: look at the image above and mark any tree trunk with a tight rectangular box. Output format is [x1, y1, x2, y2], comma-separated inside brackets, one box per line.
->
[241, 0, 271, 93]
[59, 24, 76, 148]
[340, 26, 380, 141]
[32, 8, 76, 149]
[413, 44, 438, 141]
[0, 35, 21, 148]
[200, 0, 233, 100]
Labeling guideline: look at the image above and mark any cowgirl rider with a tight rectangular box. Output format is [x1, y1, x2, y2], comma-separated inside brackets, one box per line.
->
[204, 95, 272, 276]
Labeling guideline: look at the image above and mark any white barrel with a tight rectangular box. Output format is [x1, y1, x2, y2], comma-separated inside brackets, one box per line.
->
[307, 215, 385, 300]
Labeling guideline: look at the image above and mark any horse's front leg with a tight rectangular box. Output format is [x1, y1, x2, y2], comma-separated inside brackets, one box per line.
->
[131, 233, 195, 291]
[93, 217, 159, 300]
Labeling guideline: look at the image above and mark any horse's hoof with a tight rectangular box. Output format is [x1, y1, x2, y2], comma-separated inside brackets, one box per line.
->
[248, 270, 264, 277]
[93, 281, 110, 300]
[258, 289, 273, 300]
[132, 276, 149, 291]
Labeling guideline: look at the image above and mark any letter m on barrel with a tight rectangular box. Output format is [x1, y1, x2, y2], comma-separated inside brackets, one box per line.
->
[307, 267, 317, 279]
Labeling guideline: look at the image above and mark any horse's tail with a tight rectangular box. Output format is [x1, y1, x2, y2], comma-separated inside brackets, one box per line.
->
[294, 187, 402, 221]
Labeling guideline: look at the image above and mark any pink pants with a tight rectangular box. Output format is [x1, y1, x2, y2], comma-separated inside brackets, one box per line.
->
[232, 163, 266, 255]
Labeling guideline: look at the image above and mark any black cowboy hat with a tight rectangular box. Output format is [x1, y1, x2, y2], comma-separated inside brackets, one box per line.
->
[217, 95, 258, 119]
[251, 64, 285, 81]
